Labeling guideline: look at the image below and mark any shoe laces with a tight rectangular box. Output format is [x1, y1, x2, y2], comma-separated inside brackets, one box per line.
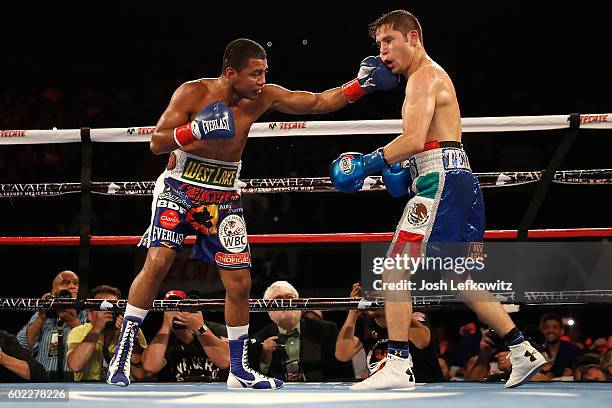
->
[238, 338, 275, 381]
[113, 320, 137, 372]
[368, 357, 388, 374]
[369, 354, 413, 375]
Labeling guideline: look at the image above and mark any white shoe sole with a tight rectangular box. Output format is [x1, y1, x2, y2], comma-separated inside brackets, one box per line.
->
[226, 374, 284, 390]
[505, 360, 548, 388]
[350, 383, 416, 391]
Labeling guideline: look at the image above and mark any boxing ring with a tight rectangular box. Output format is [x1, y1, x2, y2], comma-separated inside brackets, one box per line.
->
[1, 382, 611, 408]
[1, 113, 611, 406]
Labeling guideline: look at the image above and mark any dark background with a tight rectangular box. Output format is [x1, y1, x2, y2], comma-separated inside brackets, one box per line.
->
[1, 1, 610, 339]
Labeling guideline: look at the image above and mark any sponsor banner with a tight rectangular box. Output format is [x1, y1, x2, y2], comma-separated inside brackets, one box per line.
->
[126, 127, 155, 136]
[99, 181, 156, 196]
[151, 226, 185, 246]
[156, 198, 187, 214]
[157, 191, 190, 208]
[361, 242, 612, 303]
[178, 184, 239, 204]
[0, 129, 79, 145]
[159, 210, 180, 229]
[215, 252, 251, 267]
[0, 183, 80, 198]
[181, 158, 237, 188]
[579, 114, 609, 126]
[0, 130, 27, 138]
[1, 169, 611, 199]
[2, 114, 612, 146]
[267, 121, 307, 131]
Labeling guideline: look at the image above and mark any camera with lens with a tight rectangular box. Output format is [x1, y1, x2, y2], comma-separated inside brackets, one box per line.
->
[45, 289, 73, 319]
[104, 311, 122, 331]
[171, 292, 200, 330]
[485, 329, 508, 351]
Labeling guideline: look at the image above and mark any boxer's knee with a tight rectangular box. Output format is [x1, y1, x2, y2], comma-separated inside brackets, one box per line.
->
[219, 268, 251, 300]
[142, 247, 176, 279]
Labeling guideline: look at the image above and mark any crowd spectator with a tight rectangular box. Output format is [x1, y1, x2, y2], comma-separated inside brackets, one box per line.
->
[142, 290, 229, 382]
[335, 283, 444, 382]
[17, 270, 86, 381]
[249, 281, 352, 382]
[0, 330, 47, 382]
[540, 313, 582, 378]
[579, 365, 608, 381]
[66, 285, 148, 381]
[465, 328, 551, 382]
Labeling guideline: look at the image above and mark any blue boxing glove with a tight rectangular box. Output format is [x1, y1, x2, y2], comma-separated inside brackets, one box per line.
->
[382, 163, 413, 198]
[174, 101, 235, 147]
[330, 148, 388, 193]
[342, 56, 400, 103]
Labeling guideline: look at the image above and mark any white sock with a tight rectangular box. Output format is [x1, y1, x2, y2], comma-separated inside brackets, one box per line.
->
[226, 324, 249, 340]
[125, 303, 148, 320]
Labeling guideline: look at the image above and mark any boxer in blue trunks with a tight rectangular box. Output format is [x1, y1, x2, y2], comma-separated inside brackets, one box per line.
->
[330, 10, 547, 389]
[107, 38, 399, 389]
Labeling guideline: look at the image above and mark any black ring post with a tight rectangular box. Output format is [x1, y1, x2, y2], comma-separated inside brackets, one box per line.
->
[517, 113, 582, 241]
[78, 128, 92, 295]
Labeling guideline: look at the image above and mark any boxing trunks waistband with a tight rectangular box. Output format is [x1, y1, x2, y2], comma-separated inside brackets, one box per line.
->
[405, 140, 471, 179]
[164, 150, 241, 190]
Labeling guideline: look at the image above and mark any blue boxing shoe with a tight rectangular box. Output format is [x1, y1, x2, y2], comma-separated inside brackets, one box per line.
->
[227, 334, 284, 389]
[106, 315, 142, 387]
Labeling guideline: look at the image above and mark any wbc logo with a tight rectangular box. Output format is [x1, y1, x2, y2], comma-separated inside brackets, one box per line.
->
[219, 214, 247, 253]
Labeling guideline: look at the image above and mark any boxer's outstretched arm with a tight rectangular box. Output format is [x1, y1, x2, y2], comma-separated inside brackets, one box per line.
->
[150, 82, 201, 154]
[267, 84, 349, 115]
[382, 69, 436, 164]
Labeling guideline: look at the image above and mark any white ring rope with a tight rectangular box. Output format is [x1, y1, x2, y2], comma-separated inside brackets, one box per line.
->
[0, 113, 610, 144]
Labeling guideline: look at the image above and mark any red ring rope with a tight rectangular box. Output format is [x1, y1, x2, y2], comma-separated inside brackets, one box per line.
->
[0, 228, 609, 246]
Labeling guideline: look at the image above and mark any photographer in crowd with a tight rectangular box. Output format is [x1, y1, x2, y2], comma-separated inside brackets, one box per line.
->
[67, 285, 148, 381]
[335, 283, 443, 382]
[17, 270, 86, 381]
[142, 290, 229, 382]
[465, 327, 552, 382]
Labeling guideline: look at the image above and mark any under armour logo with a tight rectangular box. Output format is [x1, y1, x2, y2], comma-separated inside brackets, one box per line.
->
[269, 122, 277, 129]
[406, 368, 414, 382]
[524, 349, 538, 362]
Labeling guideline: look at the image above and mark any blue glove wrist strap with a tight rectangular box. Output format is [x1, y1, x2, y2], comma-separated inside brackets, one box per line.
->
[363, 148, 390, 174]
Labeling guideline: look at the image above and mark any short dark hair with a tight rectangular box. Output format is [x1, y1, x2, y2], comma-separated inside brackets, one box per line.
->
[89, 284, 122, 299]
[368, 10, 423, 45]
[540, 313, 563, 327]
[222, 38, 267, 73]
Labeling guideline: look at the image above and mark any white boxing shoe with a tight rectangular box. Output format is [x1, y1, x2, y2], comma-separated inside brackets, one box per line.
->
[350, 354, 416, 390]
[505, 341, 547, 388]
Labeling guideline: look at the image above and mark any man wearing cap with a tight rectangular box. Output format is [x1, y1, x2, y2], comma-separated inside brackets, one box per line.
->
[141, 290, 229, 382]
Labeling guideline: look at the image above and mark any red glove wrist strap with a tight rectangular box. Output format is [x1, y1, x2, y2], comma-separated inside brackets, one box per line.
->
[174, 122, 197, 147]
[342, 79, 366, 103]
